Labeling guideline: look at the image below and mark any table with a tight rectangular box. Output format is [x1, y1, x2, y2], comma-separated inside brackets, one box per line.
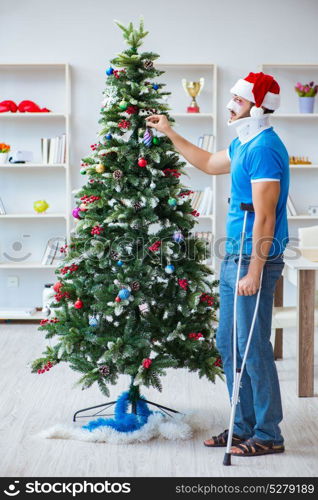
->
[276, 251, 318, 397]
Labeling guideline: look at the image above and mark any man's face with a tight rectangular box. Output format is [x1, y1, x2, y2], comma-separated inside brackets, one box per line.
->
[227, 94, 253, 122]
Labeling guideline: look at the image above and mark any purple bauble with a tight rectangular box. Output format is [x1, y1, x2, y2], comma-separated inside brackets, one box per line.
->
[72, 207, 81, 219]
[173, 232, 184, 243]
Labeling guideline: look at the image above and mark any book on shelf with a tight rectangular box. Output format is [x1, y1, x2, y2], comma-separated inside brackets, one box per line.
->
[189, 188, 213, 215]
[197, 134, 214, 152]
[0, 196, 6, 215]
[41, 236, 66, 265]
[41, 134, 66, 165]
[287, 195, 297, 216]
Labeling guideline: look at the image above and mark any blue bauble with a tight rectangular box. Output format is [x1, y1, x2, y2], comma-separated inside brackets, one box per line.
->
[89, 317, 98, 327]
[165, 264, 175, 274]
[118, 288, 131, 300]
[173, 232, 184, 243]
[168, 198, 177, 207]
[106, 67, 114, 75]
[152, 83, 159, 90]
[105, 133, 112, 140]
[117, 260, 124, 267]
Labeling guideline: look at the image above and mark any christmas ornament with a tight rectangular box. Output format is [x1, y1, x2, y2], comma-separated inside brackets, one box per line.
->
[33, 200, 49, 214]
[126, 105, 138, 114]
[117, 260, 124, 267]
[95, 163, 105, 173]
[188, 332, 204, 340]
[150, 181, 156, 189]
[105, 133, 112, 140]
[131, 281, 140, 291]
[99, 365, 110, 375]
[142, 358, 152, 368]
[80, 168, 86, 175]
[37, 361, 54, 374]
[118, 119, 131, 129]
[165, 264, 175, 274]
[168, 198, 177, 207]
[163, 168, 181, 178]
[143, 127, 152, 147]
[119, 100, 128, 110]
[152, 137, 159, 145]
[102, 85, 118, 108]
[115, 296, 121, 303]
[200, 293, 214, 306]
[139, 303, 149, 315]
[138, 157, 147, 167]
[152, 83, 159, 90]
[89, 316, 99, 327]
[74, 299, 83, 309]
[113, 169, 123, 180]
[148, 240, 161, 252]
[143, 59, 154, 69]
[190, 209, 200, 217]
[178, 279, 189, 290]
[53, 281, 63, 293]
[72, 207, 81, 219]
[118, 288, 131, 300]
[106, 67, 114, 75]
[91, 225, 104, 235]
[173, 232, 184, 243]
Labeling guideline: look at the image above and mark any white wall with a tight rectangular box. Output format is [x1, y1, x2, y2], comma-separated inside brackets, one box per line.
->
[1, 0, 318, 305]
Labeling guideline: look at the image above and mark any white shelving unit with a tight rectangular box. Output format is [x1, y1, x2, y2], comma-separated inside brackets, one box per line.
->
[156, 62, 217, 270]
[0, 63, 71, 320]
[260, 63, 318, 252]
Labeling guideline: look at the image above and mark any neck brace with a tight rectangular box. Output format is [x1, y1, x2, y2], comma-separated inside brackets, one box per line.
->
[227, 114, 272, 144]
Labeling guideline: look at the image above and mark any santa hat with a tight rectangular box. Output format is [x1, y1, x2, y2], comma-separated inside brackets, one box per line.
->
[230, 72, 280, 117]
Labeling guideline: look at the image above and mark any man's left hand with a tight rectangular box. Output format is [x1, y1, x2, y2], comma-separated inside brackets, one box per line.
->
[238, 273, 261, 296]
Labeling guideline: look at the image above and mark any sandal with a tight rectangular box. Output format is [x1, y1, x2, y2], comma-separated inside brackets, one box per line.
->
[231, 437, 285, 456]
[204, 428, 246, 447]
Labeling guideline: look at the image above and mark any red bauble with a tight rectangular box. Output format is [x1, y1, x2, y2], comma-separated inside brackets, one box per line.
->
[115, 296, 121, 302]
[53, 281, 62, 292]
[74, 299, 83, 309]
[138, 158, 147, 167]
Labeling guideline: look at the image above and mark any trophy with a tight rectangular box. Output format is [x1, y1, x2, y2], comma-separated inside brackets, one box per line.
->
[182, 77, 205, 113]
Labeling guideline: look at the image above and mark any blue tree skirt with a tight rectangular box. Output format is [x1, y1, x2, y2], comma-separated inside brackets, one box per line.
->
[82, 391, 157, 433]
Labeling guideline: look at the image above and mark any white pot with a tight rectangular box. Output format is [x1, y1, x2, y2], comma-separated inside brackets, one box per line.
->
[0, 152, 8, 164]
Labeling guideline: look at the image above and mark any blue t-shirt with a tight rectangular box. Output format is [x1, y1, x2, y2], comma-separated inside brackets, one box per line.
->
[225, 127, 290, 256]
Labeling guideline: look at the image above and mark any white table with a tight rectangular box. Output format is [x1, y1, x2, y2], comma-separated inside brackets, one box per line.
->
[276, 251, 318, 397]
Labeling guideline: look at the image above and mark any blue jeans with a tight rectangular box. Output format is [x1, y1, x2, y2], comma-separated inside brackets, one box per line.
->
[216, 253, 285, 444]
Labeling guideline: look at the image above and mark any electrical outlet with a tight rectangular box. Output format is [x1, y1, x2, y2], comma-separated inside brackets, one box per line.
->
[7, 276, 19, 288]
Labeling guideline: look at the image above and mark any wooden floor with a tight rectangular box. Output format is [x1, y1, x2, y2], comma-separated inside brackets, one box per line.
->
[0, 322, 317, 477]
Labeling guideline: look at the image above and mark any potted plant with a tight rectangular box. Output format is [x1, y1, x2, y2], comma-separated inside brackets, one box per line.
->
[0, 142, 10, 164]
[295, 81, 318, 113]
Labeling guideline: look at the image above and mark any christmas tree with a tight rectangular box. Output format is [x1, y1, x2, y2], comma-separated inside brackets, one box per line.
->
[31, 17, 222, 413]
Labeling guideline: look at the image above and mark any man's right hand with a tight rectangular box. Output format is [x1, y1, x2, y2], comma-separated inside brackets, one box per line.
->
[145, 114, 172, 135]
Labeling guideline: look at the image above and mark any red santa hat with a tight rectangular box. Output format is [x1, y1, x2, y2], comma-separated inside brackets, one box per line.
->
[230, 72, 280, 117]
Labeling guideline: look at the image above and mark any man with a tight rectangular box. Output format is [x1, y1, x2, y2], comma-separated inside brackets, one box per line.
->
[145, 71, 289, 457]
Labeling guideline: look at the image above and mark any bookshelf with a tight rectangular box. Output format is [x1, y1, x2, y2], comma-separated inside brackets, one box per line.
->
[0, 63, 71, 320]
[260, 63, 318, 256]
[155, 62, 217, 269]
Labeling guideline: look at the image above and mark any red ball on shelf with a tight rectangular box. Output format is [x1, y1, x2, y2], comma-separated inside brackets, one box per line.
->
[74, 299, 84, 309]
[138, 157, 147, 167]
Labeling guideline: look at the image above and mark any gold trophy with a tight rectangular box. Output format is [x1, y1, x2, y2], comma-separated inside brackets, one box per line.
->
[182, 77, 205, 113]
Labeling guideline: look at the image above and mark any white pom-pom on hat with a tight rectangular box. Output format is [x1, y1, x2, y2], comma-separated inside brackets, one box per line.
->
[250, 105, 264, 118]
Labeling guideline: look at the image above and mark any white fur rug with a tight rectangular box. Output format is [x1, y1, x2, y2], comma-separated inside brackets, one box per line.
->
[37, 410, 213, 444]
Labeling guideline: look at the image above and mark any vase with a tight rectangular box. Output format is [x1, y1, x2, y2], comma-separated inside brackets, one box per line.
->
[298, 96, 315, 113]
[0, 152, 8, 164]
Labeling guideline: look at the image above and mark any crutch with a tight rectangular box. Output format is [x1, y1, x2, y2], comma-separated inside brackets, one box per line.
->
[223, 202, 264, 466]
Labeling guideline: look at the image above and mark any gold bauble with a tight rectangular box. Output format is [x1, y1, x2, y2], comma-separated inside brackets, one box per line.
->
[95, 163, 105, 173]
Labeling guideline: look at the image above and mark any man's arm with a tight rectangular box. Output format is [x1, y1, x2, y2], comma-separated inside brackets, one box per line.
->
[238, 180, 280, 296]
[145, 114, 230, 175]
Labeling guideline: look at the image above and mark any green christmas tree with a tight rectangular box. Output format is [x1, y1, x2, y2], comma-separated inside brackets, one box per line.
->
[31, 17, 222, 408]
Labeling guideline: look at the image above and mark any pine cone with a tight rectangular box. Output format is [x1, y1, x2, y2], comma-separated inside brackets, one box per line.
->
[143, 59, 154, 69]
[133, 201, 142, 210]
[99, 365, 110, 376]
[131, 281, 140, 291]
[113, 169, 123, 180]
[110, 250, 119, 260]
